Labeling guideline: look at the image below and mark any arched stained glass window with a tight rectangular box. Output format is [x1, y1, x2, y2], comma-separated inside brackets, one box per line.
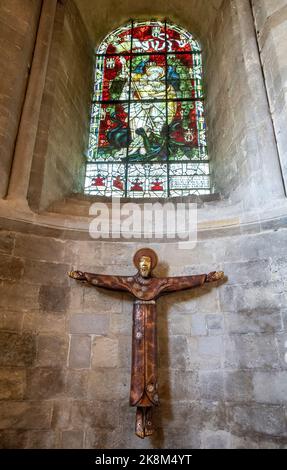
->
[85, 20, 210, 197]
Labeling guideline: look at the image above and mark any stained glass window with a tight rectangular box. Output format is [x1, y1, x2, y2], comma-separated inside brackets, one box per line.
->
[85, 20, 210, 197]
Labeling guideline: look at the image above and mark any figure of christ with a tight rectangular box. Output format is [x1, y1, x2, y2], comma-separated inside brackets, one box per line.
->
[68, 248, 224, 439]
[119, 64, 177, 156]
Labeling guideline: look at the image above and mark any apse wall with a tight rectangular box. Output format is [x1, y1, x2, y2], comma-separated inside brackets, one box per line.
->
[0, 0, 41, 198]
[205, 0, 284, 206]
[0, 222, 287, 448]
[28, 0, 93, 211]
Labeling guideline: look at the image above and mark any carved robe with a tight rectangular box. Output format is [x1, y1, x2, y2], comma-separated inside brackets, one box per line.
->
[84, 271, 207, 407]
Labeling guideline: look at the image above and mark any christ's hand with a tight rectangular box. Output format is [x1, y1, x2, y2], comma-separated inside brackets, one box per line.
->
[206, 271, 224, 283]
[68, 270, 86, 281]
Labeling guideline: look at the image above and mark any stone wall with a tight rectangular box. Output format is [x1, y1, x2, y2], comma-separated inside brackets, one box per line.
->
[0, 223, 286, 449]
[252, 0, 287, 193]
[28, 0, 93, 211]
[0, 0, 41, 198]
[206, 0, 284, 207]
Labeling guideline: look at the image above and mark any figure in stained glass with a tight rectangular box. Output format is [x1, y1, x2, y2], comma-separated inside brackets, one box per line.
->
[113, 175, 124, 190]
[92, 174, 105, 187]
[131, 178, 144, 191]
[151, 179, 164, 191]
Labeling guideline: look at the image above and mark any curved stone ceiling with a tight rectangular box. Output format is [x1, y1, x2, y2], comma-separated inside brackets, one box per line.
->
[74, 0, 224, 47]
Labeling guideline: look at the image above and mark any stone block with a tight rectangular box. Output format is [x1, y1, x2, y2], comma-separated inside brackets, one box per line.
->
[228, 404, 287, 437]
[22, 311, 66, 335]
[219, 284, 284, 313]
[51, 400, 72, 430]
[191, 313, 207, 336]
[198, 335, 223, 357]
[84, 428, 125, 449]
[0, 310, 23, 331]
[82, 287, 123, 314]
[70, 400, 119, 430]
[0, 255, 24, 281]
[68, 335, 91, 369]
[222, 259, 271, 285]
[231, 434, 285, 449]
[166, 286, 220, 315]
[0, 369, 26, 400]
[282, 310, 287, 330]
[201, 430, 231, 449]
[39, 285, 70, 313]
[159, 369, 199, 401]
[158, 311, 191, 337]
[275, 332, 287, 369]
[25, 368, 65, 399]
[199, 400, 227, 430]
[199, 370, 224, 400]
[110, 312, 132, 336]
[87, 369, 129, 400]
[91, 336, 119, 368]
[187, 337, 223, 370]
[26, 431, 56, 449]
[0, 402, 53, 429]
[153, 401, 198, 431]
[213, 233, 261, 263]
[37, 335, 68, 367]
[117, 335, 131, 369]
[224, 334, 279, 369]
[253, 371, 287, 404]
[65, 370, 88, 398]
[159, 335, 190, 370]
[23, 260, 70, 286]
[0, 332, 36, 366]
[68, 284, 84, 312]
[100, 243, 133, 267]
[0, 430, 28, 449]
[14, 234, 65, 262]
[224, 370, 254, 402]
[61, 430, 84, 449]
[206, 314, 224, 334]
[270, 256, 287, 281]
[0, 282, 39, 311]
[0, 231, 14, 255]
[225, 308, 282, 334]
[66, 240, 102, 266]
[69, 313, 109, 335]
[163, 427, 201, 449]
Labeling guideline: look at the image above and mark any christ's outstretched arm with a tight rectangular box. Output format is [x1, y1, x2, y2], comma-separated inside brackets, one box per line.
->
[68, 270, 131, 293]
[159, 271, 224, 295]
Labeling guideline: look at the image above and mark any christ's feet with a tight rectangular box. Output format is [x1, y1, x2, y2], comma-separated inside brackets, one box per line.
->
[144, 407, 154, 436]
[135, 407, 154, 438]
[135, 408, 145, 439]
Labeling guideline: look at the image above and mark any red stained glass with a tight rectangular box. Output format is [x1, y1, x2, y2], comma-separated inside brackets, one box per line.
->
[92, 175, 105, 187]
[151, 179, 164, 191]
[130, 179, 144, 191]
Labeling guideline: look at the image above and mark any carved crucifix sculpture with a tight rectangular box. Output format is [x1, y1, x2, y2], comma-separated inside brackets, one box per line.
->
[68, 248, 224, 439]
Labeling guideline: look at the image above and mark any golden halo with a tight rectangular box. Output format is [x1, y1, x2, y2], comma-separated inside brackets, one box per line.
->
[133, 248, 158, 271]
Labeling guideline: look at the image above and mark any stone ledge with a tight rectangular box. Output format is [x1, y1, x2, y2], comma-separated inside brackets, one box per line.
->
[0, 196, 287, 241]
